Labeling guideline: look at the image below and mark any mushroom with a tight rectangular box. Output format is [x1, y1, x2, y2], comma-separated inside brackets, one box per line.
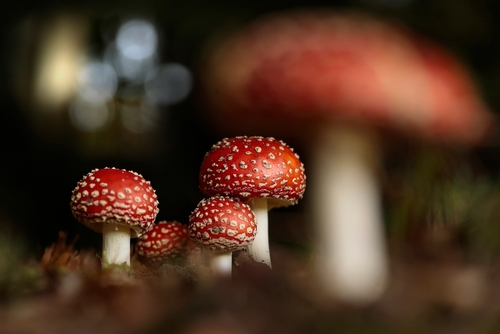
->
[188, 196, 257, 275]
[136, 221, 189, 268]
[201, 10, 493, 303]
[199, 136, 306, 267]
[70, 167, 159, 267]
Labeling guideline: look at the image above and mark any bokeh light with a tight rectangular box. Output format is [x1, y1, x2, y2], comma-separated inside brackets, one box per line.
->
[116, 19, 158, 61]
[106, 19, 159, 82]
[77, 60, 117, 104]
[69, 97, 112, 132]
[33, 13, 89, 112]
[145, 63, 193, 105]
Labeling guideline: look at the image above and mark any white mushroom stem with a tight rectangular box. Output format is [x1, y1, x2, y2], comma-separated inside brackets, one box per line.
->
[210, 252, 233, 276]
[102, 223, 131, 267]
[312, 125, 388, 304]
[247, 198, 271, 267]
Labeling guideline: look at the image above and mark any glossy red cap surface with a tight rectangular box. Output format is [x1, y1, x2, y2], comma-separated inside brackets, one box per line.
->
[136, 221, 188, 266]
[199, 136, 306, 208]
[70, 168, 159, 238]
[188, 196, 257, 253]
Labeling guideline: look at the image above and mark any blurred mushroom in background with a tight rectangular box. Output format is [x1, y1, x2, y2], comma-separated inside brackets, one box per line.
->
[200, 8, 494, 305]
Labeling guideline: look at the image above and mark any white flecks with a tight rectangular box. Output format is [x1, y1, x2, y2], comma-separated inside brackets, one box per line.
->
[113, 202, 130, 209]
[262, 160, 272, 169]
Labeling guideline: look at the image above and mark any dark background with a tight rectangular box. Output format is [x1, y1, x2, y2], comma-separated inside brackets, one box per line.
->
[1, 0, 499, 255]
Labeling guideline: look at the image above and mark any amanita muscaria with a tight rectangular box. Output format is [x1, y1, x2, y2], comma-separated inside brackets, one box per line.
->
[136, 221, 189, 268]
[199, 136, 306, 267]
[70, 167, 159, 267]
[202, 9, 494, 303]
[189, 196, 257, 275]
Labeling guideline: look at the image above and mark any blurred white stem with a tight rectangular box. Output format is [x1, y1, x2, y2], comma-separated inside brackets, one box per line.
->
[211, 252, 233, 276]
[312, 125, 388, 304]
[247, 198, 271, 267]
[102, 223, 131, 267]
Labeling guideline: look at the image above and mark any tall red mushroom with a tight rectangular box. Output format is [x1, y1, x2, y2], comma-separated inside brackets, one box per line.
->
[199, 136, 306, 267]
[189, 196, 257, 275]
[71, 167, 159, 267]
[202, 10, 494, 303]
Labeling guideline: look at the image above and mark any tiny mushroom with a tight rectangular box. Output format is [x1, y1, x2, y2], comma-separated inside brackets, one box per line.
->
[202, 9, 494, 303]
[199, 136, 306, 267]
[136, 221, 189, 268]
[188, 196, 257, 275]
[70, 167, 159, 267]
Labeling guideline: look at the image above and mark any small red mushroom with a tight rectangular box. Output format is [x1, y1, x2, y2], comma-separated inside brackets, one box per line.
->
[199, 136, 306, 267]
[189, 196, 257, 275]
[70, 167, 159, 267]
[136, 221, 189, 268]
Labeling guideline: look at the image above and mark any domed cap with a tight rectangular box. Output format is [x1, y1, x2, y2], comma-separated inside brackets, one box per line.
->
[188, 196, 257, 253]
[136, 221, 188, 267]
[199, 136, 306, 208]
[70, 167, 159, 238]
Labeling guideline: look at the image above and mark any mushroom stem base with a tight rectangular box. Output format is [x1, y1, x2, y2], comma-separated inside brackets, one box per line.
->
[312, 125, 388, 304]
[102, 223, 131, 267]
[247, 198, 271, 267]
[211, 252, 233, 276]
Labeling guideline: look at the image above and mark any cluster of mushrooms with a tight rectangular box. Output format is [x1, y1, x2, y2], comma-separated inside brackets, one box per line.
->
[69, 136, 306, 277]
[70, 8, 496, 305]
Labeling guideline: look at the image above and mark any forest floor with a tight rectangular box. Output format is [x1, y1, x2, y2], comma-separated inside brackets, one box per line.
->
[1, 230, 500, 334]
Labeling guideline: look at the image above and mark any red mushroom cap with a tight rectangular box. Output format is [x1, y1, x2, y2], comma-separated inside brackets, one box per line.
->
[199, 136, 306, 208]
[188, 196, 257, 252]
[136, 221, 188, 266]
[204, 10, 493, 144]
[70, 167, 159, 238]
